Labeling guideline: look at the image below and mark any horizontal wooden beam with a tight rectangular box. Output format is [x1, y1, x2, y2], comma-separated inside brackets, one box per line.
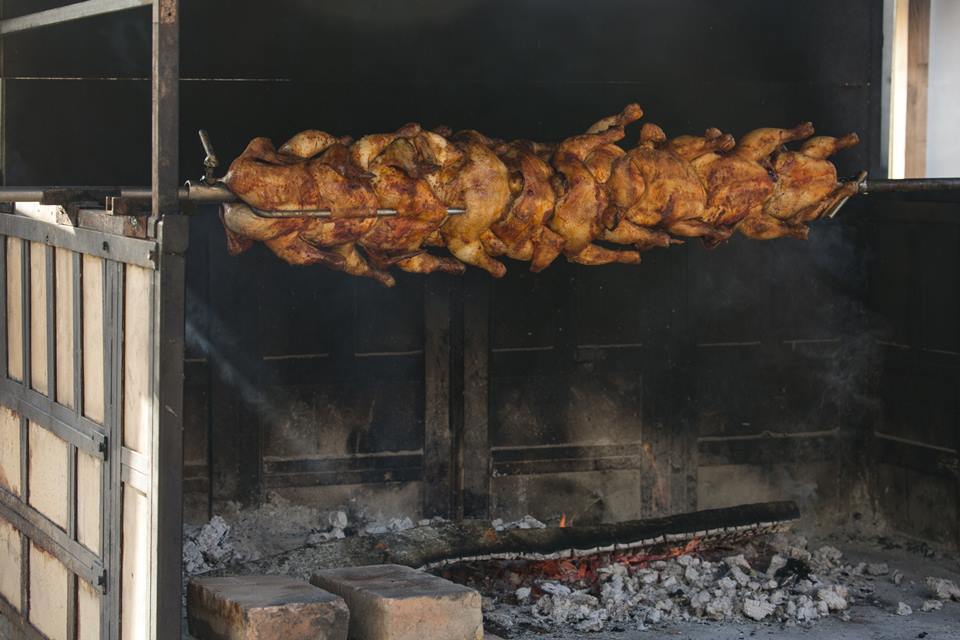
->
[0, 379, 106, 457]
[0, 213, 158, 268]
[264, 453, 422, 489]
[0, 488, 105, 590]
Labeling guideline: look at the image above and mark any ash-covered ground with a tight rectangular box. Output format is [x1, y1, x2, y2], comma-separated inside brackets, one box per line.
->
[182, 494, 429, 575]
[466, 533, 960, 638]
[182, 500, 960, 639]
[484, 536, 960, 640]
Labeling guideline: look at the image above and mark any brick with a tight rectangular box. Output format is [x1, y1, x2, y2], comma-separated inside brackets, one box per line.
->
[188, 575, 349, 640]
[310, 564, 482, 640]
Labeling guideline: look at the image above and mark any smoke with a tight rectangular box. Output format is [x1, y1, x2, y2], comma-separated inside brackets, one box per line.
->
[184, 287, 286, 426]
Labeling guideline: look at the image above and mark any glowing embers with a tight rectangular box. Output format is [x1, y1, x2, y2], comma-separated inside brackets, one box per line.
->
[436, 536, 704, 597]
[433, 533, 858, 633]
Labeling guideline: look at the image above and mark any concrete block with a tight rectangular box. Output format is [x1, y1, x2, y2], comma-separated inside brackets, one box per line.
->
[188, 575, 349, 640]
[311, 564, 482, 640]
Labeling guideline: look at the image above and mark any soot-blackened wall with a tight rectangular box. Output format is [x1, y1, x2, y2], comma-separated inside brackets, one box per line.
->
[867, 193, 960, 547]
[5, 0, 911, 533]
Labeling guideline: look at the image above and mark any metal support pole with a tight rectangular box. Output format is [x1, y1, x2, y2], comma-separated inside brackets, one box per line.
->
[0, 0, 5, 187]
[151, 0, 179, 219]
[150, 2, 182, 640]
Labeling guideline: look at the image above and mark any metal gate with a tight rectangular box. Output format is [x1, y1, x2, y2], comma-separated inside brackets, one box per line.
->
[0, 2, 185, 639]
[0, 206, 185, 640]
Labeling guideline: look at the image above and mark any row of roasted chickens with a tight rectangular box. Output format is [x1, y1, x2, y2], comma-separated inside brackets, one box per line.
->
[220, 103, 859, 287]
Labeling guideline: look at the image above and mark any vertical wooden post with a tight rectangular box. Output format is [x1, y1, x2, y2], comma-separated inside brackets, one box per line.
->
[905, 0, 930, 178]
[461, 272, 490, 518]
[890, 0, 930, 178]
[423, 279, 453, 519]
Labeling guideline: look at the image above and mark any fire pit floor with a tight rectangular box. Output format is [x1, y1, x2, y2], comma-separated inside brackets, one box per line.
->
[473, 537, 960, 640]
[180, 503, 960, 640]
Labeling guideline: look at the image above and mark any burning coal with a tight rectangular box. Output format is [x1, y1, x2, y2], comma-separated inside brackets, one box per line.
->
[437, 533, 864, 633]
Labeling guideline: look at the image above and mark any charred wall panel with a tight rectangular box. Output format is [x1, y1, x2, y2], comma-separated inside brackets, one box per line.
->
[868, 198, 960, 547]
[3, 0, 888, 526]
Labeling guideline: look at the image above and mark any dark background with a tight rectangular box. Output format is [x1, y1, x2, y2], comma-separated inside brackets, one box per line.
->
[3, 1, 958, 545]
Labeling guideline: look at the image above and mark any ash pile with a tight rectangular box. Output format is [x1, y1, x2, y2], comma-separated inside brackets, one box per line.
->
[463, 533, 958, 635]
[182, 494, 443, 576]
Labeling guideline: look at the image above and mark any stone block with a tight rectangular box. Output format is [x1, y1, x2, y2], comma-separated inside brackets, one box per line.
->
[310, 564, 482, 640]
[188, 575, 349, 640]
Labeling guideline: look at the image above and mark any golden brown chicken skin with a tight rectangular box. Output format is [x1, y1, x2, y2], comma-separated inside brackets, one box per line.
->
[483, 141, 564, 272]
[220, 106, 860, 283]
[696, 123, 814, 227]
[224, 135, 379, 218]
[765, 133, 859, 223]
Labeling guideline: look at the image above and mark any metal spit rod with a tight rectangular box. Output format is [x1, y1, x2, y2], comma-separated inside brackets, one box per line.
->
[0, 176, 956, 218]
[858, 177, 960, 194]
[0, 183, 466, 218]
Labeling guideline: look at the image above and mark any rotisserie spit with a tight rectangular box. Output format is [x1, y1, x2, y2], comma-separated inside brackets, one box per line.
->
[220, 104, 860, 286]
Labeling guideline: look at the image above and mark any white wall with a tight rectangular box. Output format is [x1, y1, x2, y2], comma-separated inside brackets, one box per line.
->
[927, 0, 960, 177]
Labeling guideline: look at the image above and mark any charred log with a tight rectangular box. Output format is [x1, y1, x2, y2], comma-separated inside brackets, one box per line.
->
[209, 501, 799, 581]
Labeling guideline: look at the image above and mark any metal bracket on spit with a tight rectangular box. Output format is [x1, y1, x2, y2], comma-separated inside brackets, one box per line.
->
[198, 129, 219, 186]
[825, 171, 868, 219]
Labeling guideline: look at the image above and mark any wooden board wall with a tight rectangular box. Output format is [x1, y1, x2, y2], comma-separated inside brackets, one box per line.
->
[0, 228, 166, 639]
[0, 238, 104, 639]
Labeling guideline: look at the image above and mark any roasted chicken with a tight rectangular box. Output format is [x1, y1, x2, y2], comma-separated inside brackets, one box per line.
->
[221, 105, 859, 286]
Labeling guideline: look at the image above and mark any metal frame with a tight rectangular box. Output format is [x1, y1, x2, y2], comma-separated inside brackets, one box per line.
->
[0, 2, 183, 640]
[0, 0, 151, 36]
[0, 1, 954, 638]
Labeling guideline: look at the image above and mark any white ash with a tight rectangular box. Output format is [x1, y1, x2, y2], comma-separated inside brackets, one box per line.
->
[926, 576, 960, 601]
[183, 495, 405, 575]
[328, 510, 348, 530]
[182, 516, 232, 575]
[363, 516, 415, 535]
[482, 535, 878, 633]
[817, 586, 848, 611]
[492, 515, 547, 531]
[306, 510, 350, 544]
[922, 599, 944, 612]
[812, 545, 843, 567]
